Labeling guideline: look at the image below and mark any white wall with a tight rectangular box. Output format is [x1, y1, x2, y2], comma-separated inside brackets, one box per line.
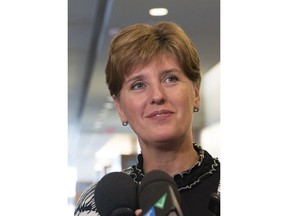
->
[200, 63, 221, 159]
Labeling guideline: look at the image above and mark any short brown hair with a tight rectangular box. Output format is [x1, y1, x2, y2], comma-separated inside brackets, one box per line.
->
[105, 21, 201, 97]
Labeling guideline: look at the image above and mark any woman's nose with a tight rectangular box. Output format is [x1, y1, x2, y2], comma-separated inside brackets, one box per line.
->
[149, 84, 166, 105]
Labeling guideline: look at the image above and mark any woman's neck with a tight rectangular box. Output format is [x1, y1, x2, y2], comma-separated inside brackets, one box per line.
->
[140, 139, 199, 177]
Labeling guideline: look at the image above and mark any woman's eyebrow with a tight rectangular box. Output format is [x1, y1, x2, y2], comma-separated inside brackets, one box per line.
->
[160, 68, 181, 75]
[125, 75, 145, 84]
[163, 68, 179, 73]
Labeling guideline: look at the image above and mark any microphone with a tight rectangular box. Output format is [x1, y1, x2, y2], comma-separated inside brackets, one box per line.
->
[208, 180, 220, 216]
[138, 170, 183, 216]
[94, 172, 139, 216]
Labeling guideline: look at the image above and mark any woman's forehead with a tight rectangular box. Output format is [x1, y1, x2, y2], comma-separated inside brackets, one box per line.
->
[127, 53, 180, 76]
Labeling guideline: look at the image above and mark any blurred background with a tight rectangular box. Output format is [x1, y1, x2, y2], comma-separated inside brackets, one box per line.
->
[68, 0, 220, 213]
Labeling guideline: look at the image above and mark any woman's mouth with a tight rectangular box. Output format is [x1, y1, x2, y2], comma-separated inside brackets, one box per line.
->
[146, 110, 174, 119]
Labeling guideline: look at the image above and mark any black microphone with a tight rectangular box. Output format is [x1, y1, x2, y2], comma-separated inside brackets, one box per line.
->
[139, 170, 183, 216]
[94, 172, 139, 216]
[208, 180, 220, 216]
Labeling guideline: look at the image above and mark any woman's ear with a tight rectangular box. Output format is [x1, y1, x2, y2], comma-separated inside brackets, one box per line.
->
[194, 86, 200, 108]
[112, 95, 127, 123]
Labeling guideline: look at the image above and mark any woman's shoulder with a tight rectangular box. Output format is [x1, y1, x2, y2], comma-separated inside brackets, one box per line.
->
[74, 183, 99, 216]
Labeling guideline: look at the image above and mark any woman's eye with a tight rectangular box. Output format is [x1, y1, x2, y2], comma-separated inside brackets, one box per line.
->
[165, 75, 179, 83]
[131, 82, 145, 90]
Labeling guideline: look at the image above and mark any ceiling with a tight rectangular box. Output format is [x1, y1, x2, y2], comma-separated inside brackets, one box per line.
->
[68, 0, 220, 181]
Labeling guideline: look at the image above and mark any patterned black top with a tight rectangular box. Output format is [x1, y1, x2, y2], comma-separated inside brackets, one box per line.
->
[74, 143, 220, 216]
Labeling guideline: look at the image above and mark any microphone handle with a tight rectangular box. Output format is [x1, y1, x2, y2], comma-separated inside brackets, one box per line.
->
[168, 186, 183, 216]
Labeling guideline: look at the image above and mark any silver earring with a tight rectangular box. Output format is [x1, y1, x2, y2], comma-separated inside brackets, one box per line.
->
[122, 121, 128, 126]
[193, 107, 199, 112]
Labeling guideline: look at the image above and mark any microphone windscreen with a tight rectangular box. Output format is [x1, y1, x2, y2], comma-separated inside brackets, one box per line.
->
[138, 170, 181, 212]
[94, 172, 138, 216]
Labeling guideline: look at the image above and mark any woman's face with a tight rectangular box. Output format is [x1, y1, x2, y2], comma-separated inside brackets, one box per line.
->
[113, 54, 200, 145]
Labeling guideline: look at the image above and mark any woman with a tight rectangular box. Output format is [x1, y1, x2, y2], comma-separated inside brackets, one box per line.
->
[75, 21, 220, 216]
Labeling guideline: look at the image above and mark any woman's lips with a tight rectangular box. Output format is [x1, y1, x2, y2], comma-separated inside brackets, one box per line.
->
[146, 110, 174, 118]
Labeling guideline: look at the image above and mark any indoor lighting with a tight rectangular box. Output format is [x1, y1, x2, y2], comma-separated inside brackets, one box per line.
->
[149, 8, 168, 16]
